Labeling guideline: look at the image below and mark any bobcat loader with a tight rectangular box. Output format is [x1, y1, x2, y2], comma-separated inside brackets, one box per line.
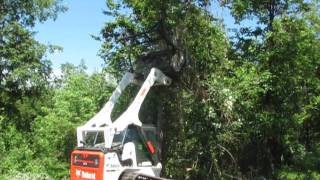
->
[70, 68, 171, 180]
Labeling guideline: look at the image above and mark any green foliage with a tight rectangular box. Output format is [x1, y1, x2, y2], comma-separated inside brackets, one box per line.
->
[0, 0, 67, 178]
[223, 0, 311, 24]
[222, 0, 320, 177]
[1, 171, 53, 180]
[0, 0, 67, 27]
[100, 0, 226, 75]
[30, 64, 114, 178]
[0, 0, 66, 115]
[0, 0, 66, 110]
[0, 21, 51, 122]
[0, 125, 32, 172]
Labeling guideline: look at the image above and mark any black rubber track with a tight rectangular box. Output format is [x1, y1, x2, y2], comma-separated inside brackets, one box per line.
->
[119, 170, 169, 180]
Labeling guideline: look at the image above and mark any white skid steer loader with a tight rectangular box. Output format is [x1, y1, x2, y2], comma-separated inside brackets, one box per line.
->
[70, 68, 171, 180]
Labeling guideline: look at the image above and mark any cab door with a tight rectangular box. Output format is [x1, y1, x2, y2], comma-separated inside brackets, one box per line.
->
[122, 125, 160, 167]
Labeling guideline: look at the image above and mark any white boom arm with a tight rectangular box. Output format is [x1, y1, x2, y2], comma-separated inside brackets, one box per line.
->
[112, 68, 171, 131]
[76, 68, 171, 148]
[83, 72, 135, 127]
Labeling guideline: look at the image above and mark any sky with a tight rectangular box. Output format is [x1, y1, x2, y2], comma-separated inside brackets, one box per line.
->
[34, 1, 239, 73]
[34, 0, 109, 73]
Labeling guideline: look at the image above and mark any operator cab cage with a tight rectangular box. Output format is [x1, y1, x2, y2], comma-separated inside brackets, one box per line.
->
[78, 124, 160, 166]
[75, 67, 170, 161]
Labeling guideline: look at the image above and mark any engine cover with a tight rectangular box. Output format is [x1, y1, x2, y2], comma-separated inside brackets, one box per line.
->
[71, 150, 105, 180]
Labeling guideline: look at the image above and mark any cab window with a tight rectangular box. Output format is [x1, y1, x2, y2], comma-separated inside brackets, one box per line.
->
[123, 126, 153, 166]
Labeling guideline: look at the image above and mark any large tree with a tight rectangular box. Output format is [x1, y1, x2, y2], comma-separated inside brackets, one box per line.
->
[99, 0, 236, 179]
[100, 0, 320, 179]
[0, 0, 66, 177]
[222, 0, 320, 177]
[0, 0, 66, 129]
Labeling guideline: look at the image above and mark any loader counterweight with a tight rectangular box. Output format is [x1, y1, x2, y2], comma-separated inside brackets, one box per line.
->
[71, 150, 105, 180]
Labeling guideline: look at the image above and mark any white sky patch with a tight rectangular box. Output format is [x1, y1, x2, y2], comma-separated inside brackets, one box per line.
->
[52, 67, 63, 78]
[104, 73, 117, 87]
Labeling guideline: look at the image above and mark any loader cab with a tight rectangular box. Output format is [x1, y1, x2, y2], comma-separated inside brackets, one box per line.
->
[71, 125, 160, 180]
[119, 124, 160, 166]
[82, 131, 105, 148]
[74, 124, 161, 165]
[78, 125, 159, 151]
